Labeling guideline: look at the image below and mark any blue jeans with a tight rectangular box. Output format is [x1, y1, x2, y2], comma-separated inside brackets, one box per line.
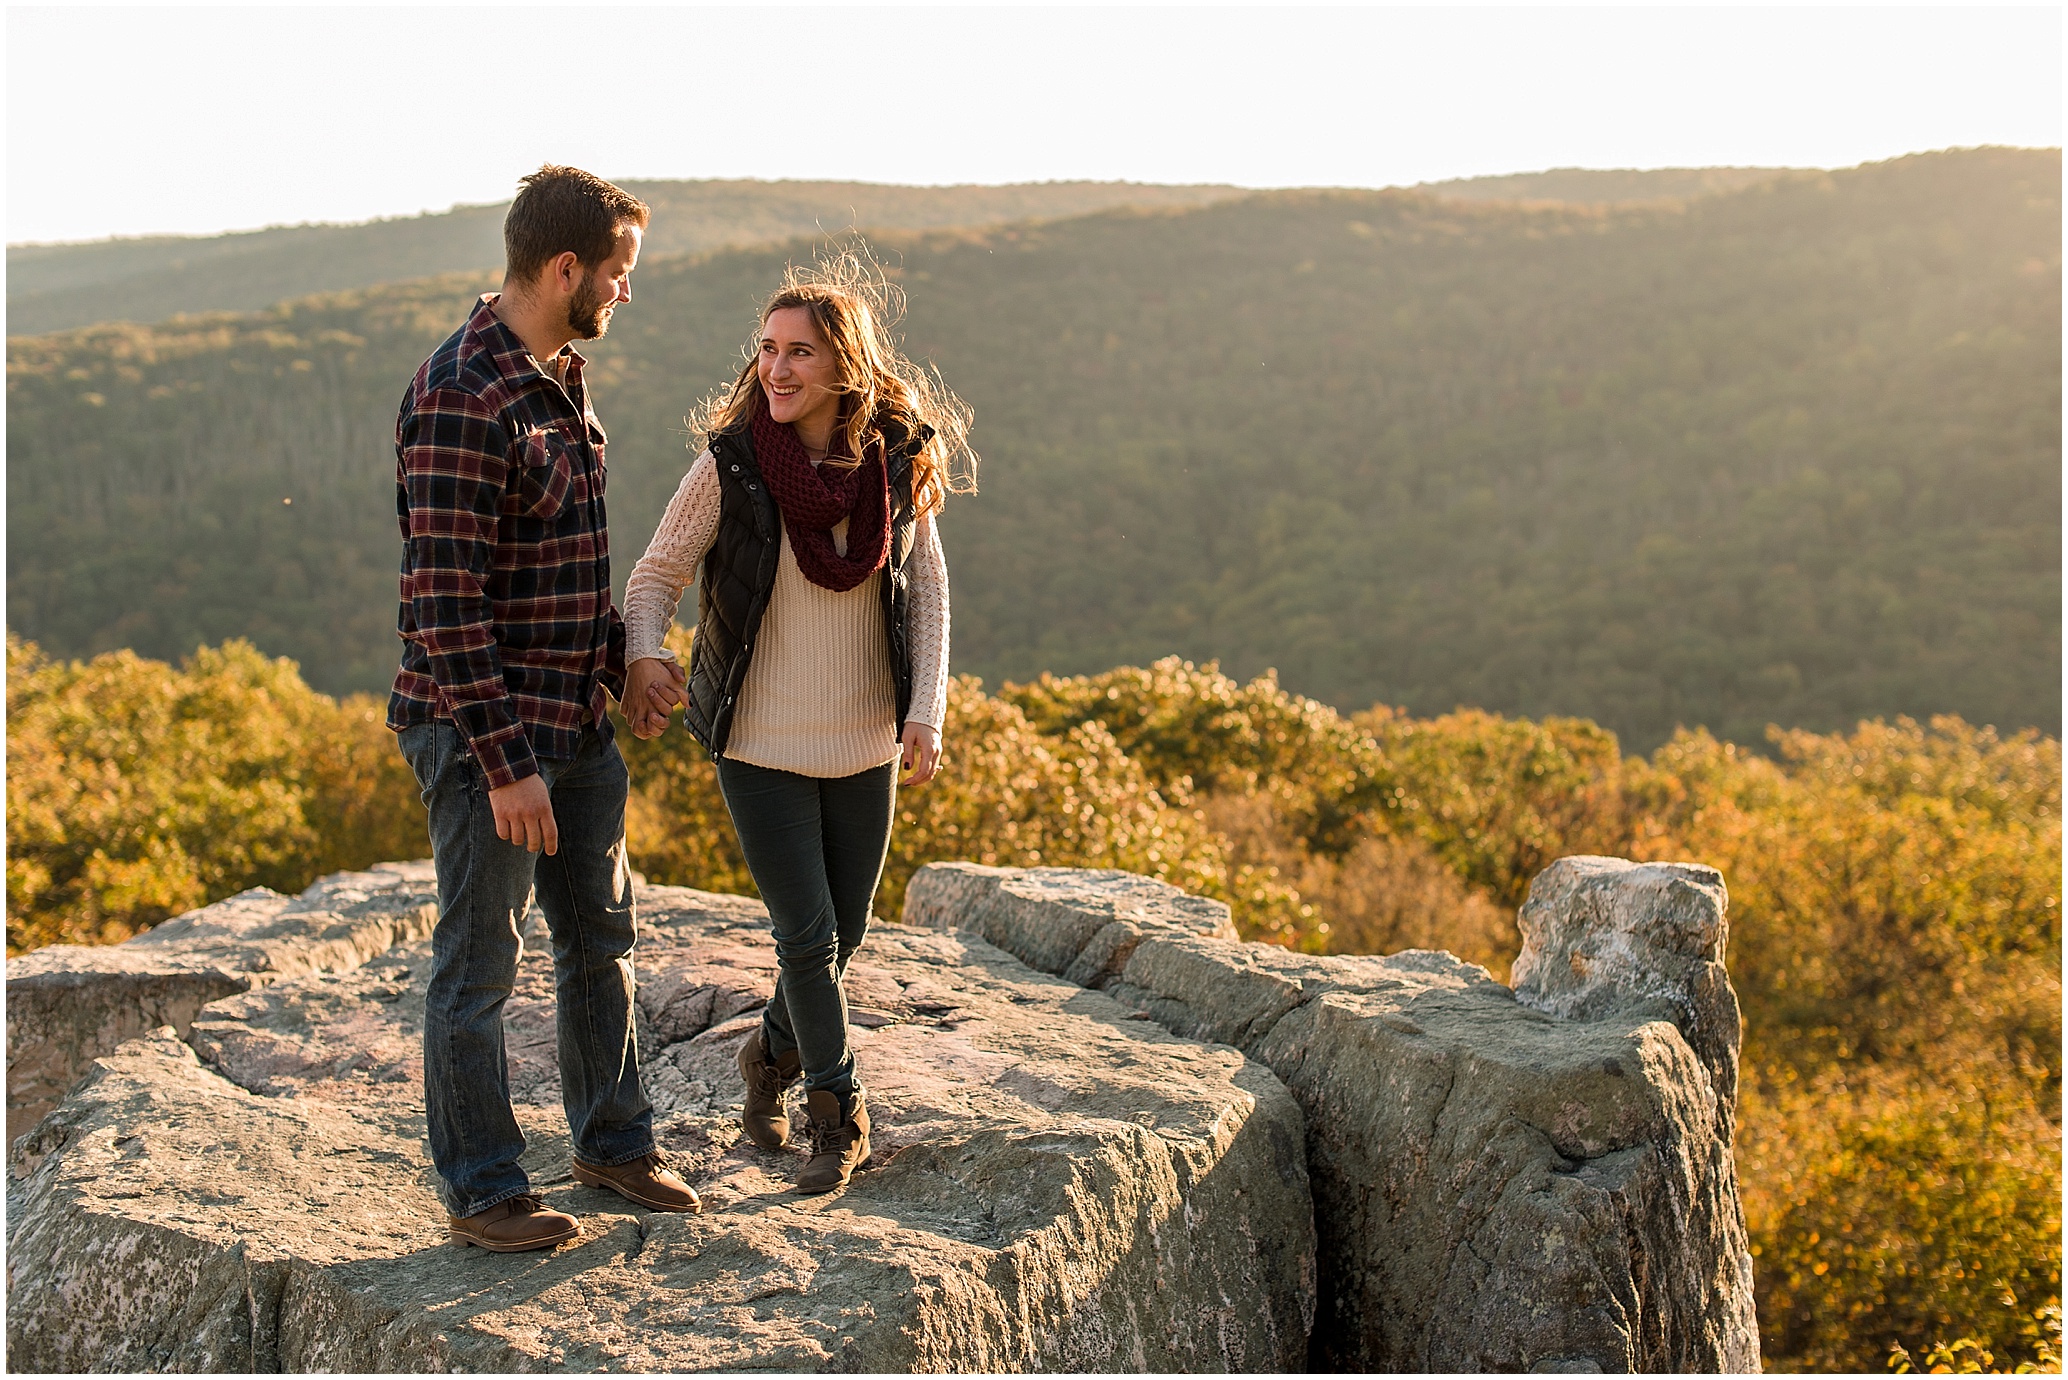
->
[398, 720, 655, 1218]
[715, 757, 898, 1097]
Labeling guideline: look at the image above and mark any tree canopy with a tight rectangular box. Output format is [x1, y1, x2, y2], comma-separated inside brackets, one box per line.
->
[7, 148, 2057, 753]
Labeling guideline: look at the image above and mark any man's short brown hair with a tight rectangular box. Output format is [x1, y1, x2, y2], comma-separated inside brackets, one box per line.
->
[504, 165, 650, 282]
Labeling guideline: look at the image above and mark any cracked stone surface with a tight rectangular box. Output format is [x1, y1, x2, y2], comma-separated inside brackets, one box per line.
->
[6, 880, 1314, 1373]
[1511, 856, 1746, 1144]
[5, 863, 439, 1145]
[906, 860, 1762, 1373]
[8, 857, 1756, 1373]
[901, 865, 1238, 982]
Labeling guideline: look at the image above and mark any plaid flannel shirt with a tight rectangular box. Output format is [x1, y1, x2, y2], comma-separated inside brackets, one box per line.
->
[388, 296, 627, 789]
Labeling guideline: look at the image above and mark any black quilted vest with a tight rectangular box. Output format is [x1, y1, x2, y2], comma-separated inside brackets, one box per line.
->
[682, 417, 925, 759]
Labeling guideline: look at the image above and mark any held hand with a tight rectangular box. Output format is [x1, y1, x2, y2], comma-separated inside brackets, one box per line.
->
[489, 774, 559, 855]
[900, 722, 942, 786]
[648, 657, 688, 713]
[623, 656, 688, 739]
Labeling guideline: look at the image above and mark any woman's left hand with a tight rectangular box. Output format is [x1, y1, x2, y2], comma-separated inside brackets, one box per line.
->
[900, 723, 942, 786]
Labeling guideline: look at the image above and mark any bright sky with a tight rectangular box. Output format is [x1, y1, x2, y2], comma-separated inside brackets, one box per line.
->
[6, 5, 2060, 245]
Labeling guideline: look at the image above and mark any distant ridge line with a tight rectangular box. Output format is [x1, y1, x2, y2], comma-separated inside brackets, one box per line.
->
[8, 152, 2043, 339]
[1416, 165, 1809, 206]
[8, 166, 1816, 338]
[10, 167, 1828, 255]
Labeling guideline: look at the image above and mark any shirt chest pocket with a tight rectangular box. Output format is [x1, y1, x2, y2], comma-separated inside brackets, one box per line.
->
[508, 427, 577, 520]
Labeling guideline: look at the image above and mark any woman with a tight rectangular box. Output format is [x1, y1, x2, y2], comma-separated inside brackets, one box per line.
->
[621, 252, 974, 1194]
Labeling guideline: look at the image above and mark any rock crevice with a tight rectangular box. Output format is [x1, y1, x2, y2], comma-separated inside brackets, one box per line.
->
[904, 859, 1761, 1373]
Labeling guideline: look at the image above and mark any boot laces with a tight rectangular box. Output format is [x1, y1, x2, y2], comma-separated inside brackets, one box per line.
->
[748, 1041, 797, 1097]
[808, 1116, 848, 1157]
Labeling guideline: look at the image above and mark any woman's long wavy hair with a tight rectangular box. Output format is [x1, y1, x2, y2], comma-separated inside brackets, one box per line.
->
[699, 244, 978, 518]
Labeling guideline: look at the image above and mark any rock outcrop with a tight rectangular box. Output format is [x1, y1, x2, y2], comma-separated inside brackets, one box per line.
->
[5, 864, 439, 1145]
[1511, 855, 1746, 1143]
[905, 859, 1762, 1372]
[9, 854, 1757, 1373]
[7, 877, 1313, 1372]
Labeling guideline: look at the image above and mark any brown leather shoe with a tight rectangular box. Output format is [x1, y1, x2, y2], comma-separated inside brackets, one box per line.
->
[796, 1087, 870, 1194]
[448, 1194, 579, 1252]
[739, 1028, 803, 1151]
[572, 1152, 701, 1213]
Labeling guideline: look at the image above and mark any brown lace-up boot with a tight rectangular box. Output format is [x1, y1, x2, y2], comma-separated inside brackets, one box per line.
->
[738, 1028, 803, 1151]
[572, 1152, 701, 1213]
[447, 1194, 579, 1252]
[796, 1087, 870, 1194]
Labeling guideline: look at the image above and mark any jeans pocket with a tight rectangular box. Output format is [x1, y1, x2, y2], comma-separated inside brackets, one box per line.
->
[451, 736, 487, 799]
[402, 722, 485, 807]
[398, 723, 439, 803]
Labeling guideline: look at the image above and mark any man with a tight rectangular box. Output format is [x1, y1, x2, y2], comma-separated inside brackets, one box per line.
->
[391, 164, 696, 1252]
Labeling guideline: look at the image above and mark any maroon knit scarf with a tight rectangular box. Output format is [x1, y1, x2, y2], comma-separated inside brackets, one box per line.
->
[749, 392, 891, 592]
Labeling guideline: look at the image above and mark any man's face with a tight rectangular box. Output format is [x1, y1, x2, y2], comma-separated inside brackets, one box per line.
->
[567, 225, 642, 340]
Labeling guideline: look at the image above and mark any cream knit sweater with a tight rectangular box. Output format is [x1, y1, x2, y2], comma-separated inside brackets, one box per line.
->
[624, 448, 950, 778]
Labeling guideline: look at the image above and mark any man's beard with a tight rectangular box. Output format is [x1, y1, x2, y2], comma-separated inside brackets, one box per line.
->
[566, 274, 614, 340]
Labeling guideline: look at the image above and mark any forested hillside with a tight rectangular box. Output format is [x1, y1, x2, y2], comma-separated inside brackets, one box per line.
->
[6, 179, 1247, 336]
[7, 148, 2057, 750]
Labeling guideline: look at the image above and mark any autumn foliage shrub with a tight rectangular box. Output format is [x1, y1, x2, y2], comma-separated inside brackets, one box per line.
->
[618, 633, 1231, 929]
[5, 635, 423, 953]
[1741, 1065, 2061, 1373]
[1362, 706, 1631, 908]
[1621, 718, 2062, 1371]
[5, 636, 2057, 1370]
[1004, 657, 1384, 846]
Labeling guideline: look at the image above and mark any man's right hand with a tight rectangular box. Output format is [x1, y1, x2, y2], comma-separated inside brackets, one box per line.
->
[489, 774, 559, 854]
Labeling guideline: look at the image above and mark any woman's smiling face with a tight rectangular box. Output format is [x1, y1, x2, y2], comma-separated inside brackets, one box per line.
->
[758, 305, 843, 439]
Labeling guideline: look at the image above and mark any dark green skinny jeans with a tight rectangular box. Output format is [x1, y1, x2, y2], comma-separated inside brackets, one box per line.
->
[715, 756, 898, 1096]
